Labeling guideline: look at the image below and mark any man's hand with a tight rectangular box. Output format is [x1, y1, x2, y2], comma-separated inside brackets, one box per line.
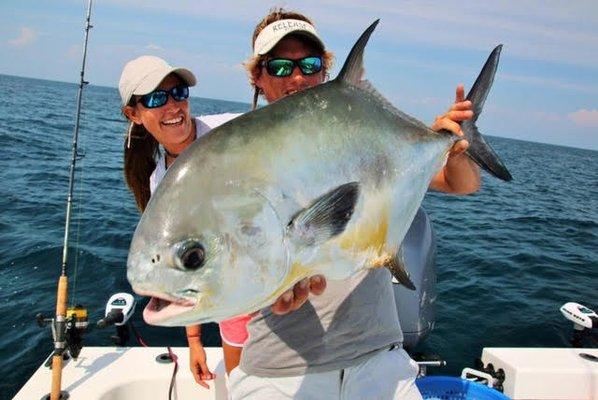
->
[271, 275, 327, 315]
[429, 84, 480, 194]
[431, 84, 473, 148]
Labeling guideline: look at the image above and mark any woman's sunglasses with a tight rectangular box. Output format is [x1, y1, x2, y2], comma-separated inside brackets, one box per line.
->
[263, 56, 323, 78]
[138, 85, 190, 108]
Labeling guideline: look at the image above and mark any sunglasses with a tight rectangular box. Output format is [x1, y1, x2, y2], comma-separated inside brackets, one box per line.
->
[263, 56, 323, 77]
[138, 85, 190, 108]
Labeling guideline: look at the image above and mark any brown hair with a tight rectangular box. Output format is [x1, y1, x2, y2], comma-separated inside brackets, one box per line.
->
[123, 121, 159, 212]
[244, 8, 334, 109]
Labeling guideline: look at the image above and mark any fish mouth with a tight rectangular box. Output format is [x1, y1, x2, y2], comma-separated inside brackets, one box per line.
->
[137, 290, 196, 325]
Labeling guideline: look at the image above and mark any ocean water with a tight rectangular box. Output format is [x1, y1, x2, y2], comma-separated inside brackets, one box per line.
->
[1, 74, 596, 398]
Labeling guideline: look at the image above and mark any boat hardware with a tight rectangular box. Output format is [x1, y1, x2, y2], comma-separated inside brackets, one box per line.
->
[96, 293, 137, 346]
[412, 353, 447, 376]
[467, 359, 506, 392]
[560, 302, 598, 348]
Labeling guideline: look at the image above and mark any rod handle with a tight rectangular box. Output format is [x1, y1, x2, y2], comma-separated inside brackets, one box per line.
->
[50, 354, 63, 400]
[56, 276, 68, 316]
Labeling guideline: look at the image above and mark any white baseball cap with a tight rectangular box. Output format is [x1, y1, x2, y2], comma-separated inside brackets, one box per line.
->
[118, 55, 197, 106]
[253, 19, 325, 57]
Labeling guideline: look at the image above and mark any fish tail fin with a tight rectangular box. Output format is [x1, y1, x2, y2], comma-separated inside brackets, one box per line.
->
[462, 45, 512, 181]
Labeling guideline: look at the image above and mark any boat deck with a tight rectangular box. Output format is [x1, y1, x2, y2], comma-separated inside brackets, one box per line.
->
[15, 347, 228, 400]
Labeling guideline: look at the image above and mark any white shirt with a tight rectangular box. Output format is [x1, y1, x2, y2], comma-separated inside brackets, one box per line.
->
[149, 113, 241, 194]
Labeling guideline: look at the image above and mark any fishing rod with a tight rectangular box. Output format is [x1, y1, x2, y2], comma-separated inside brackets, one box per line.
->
[37, 1, 94, 399]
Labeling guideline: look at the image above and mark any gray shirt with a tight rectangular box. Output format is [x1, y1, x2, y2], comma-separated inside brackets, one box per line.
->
[239, 267, 403, 377]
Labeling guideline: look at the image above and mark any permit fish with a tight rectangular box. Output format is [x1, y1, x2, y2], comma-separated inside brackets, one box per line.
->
[127, 20, 511, 326]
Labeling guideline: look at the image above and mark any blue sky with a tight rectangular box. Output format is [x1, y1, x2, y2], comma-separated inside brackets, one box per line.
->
[1, 0, 597, 150]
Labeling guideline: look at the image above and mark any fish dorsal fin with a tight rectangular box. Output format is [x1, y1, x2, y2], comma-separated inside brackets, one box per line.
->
[287, 182, 360, 247]
[336, 19, 380, 85]
[337, 23, 431, 133]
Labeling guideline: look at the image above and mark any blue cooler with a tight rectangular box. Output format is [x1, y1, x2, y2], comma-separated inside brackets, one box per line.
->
[416, 376, 511, 400]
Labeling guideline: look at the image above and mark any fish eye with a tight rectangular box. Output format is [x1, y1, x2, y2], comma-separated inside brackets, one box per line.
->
[177, 240, 205, 271]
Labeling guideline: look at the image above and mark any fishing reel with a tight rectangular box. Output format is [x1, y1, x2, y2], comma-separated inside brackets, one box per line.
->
[560, 302, 598, 348]
[96, 293, 136, 346]
[37, 305, 89, 362]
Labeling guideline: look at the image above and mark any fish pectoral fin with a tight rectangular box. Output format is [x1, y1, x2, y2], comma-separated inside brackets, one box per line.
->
[287, 182, 360, 247]
[372, 250, 416, 291]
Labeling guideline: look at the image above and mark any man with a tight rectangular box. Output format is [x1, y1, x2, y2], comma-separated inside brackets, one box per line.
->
[218, 9, 478, 400]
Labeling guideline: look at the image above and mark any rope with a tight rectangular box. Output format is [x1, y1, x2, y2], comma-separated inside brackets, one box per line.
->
[130, 321, 149, 348]
[167, 346, 179, 400]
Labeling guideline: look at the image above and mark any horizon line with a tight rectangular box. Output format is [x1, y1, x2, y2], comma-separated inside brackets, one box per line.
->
[1, 72, 596, 153]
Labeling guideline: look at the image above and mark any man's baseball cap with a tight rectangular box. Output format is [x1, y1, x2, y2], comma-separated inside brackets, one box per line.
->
[253, 19, 325, 57]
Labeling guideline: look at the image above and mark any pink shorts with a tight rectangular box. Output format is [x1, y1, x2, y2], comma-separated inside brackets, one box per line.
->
[219, 314, 253, 347]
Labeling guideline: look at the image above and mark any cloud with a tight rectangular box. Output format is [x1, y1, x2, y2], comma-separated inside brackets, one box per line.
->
[500, 73, 598, 94]
[101, 1, 598, 69]
[530, 110, 563, 123]
[568, 109, 598, 127]
[145, 44, 164, 51]
[7, 27, 37, 47]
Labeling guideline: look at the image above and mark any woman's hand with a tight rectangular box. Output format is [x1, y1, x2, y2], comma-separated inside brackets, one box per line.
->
[271, 275, 327, 315]
[186, 326, 215, 389]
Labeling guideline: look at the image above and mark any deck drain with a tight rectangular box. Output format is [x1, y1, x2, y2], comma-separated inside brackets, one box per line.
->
[156, 352, 174, 364]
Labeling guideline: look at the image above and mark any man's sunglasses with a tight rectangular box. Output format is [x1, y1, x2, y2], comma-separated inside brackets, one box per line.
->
[263, 56, 323, 78]
[138, 85, 190, 108]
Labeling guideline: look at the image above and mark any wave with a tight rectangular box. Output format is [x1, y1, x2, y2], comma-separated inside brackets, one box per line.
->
[505, 215, 597, 229]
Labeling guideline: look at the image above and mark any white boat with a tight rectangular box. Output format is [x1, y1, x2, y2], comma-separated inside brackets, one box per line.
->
[14, 345, 598, 399]
[478, 347, 598, 400]
[15, 289, 598, 399]
[15, 346, 229, 400]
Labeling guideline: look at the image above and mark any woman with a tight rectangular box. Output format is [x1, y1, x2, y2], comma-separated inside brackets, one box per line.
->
[119, 55, 240, 387]
[119, 54, 323, 382]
